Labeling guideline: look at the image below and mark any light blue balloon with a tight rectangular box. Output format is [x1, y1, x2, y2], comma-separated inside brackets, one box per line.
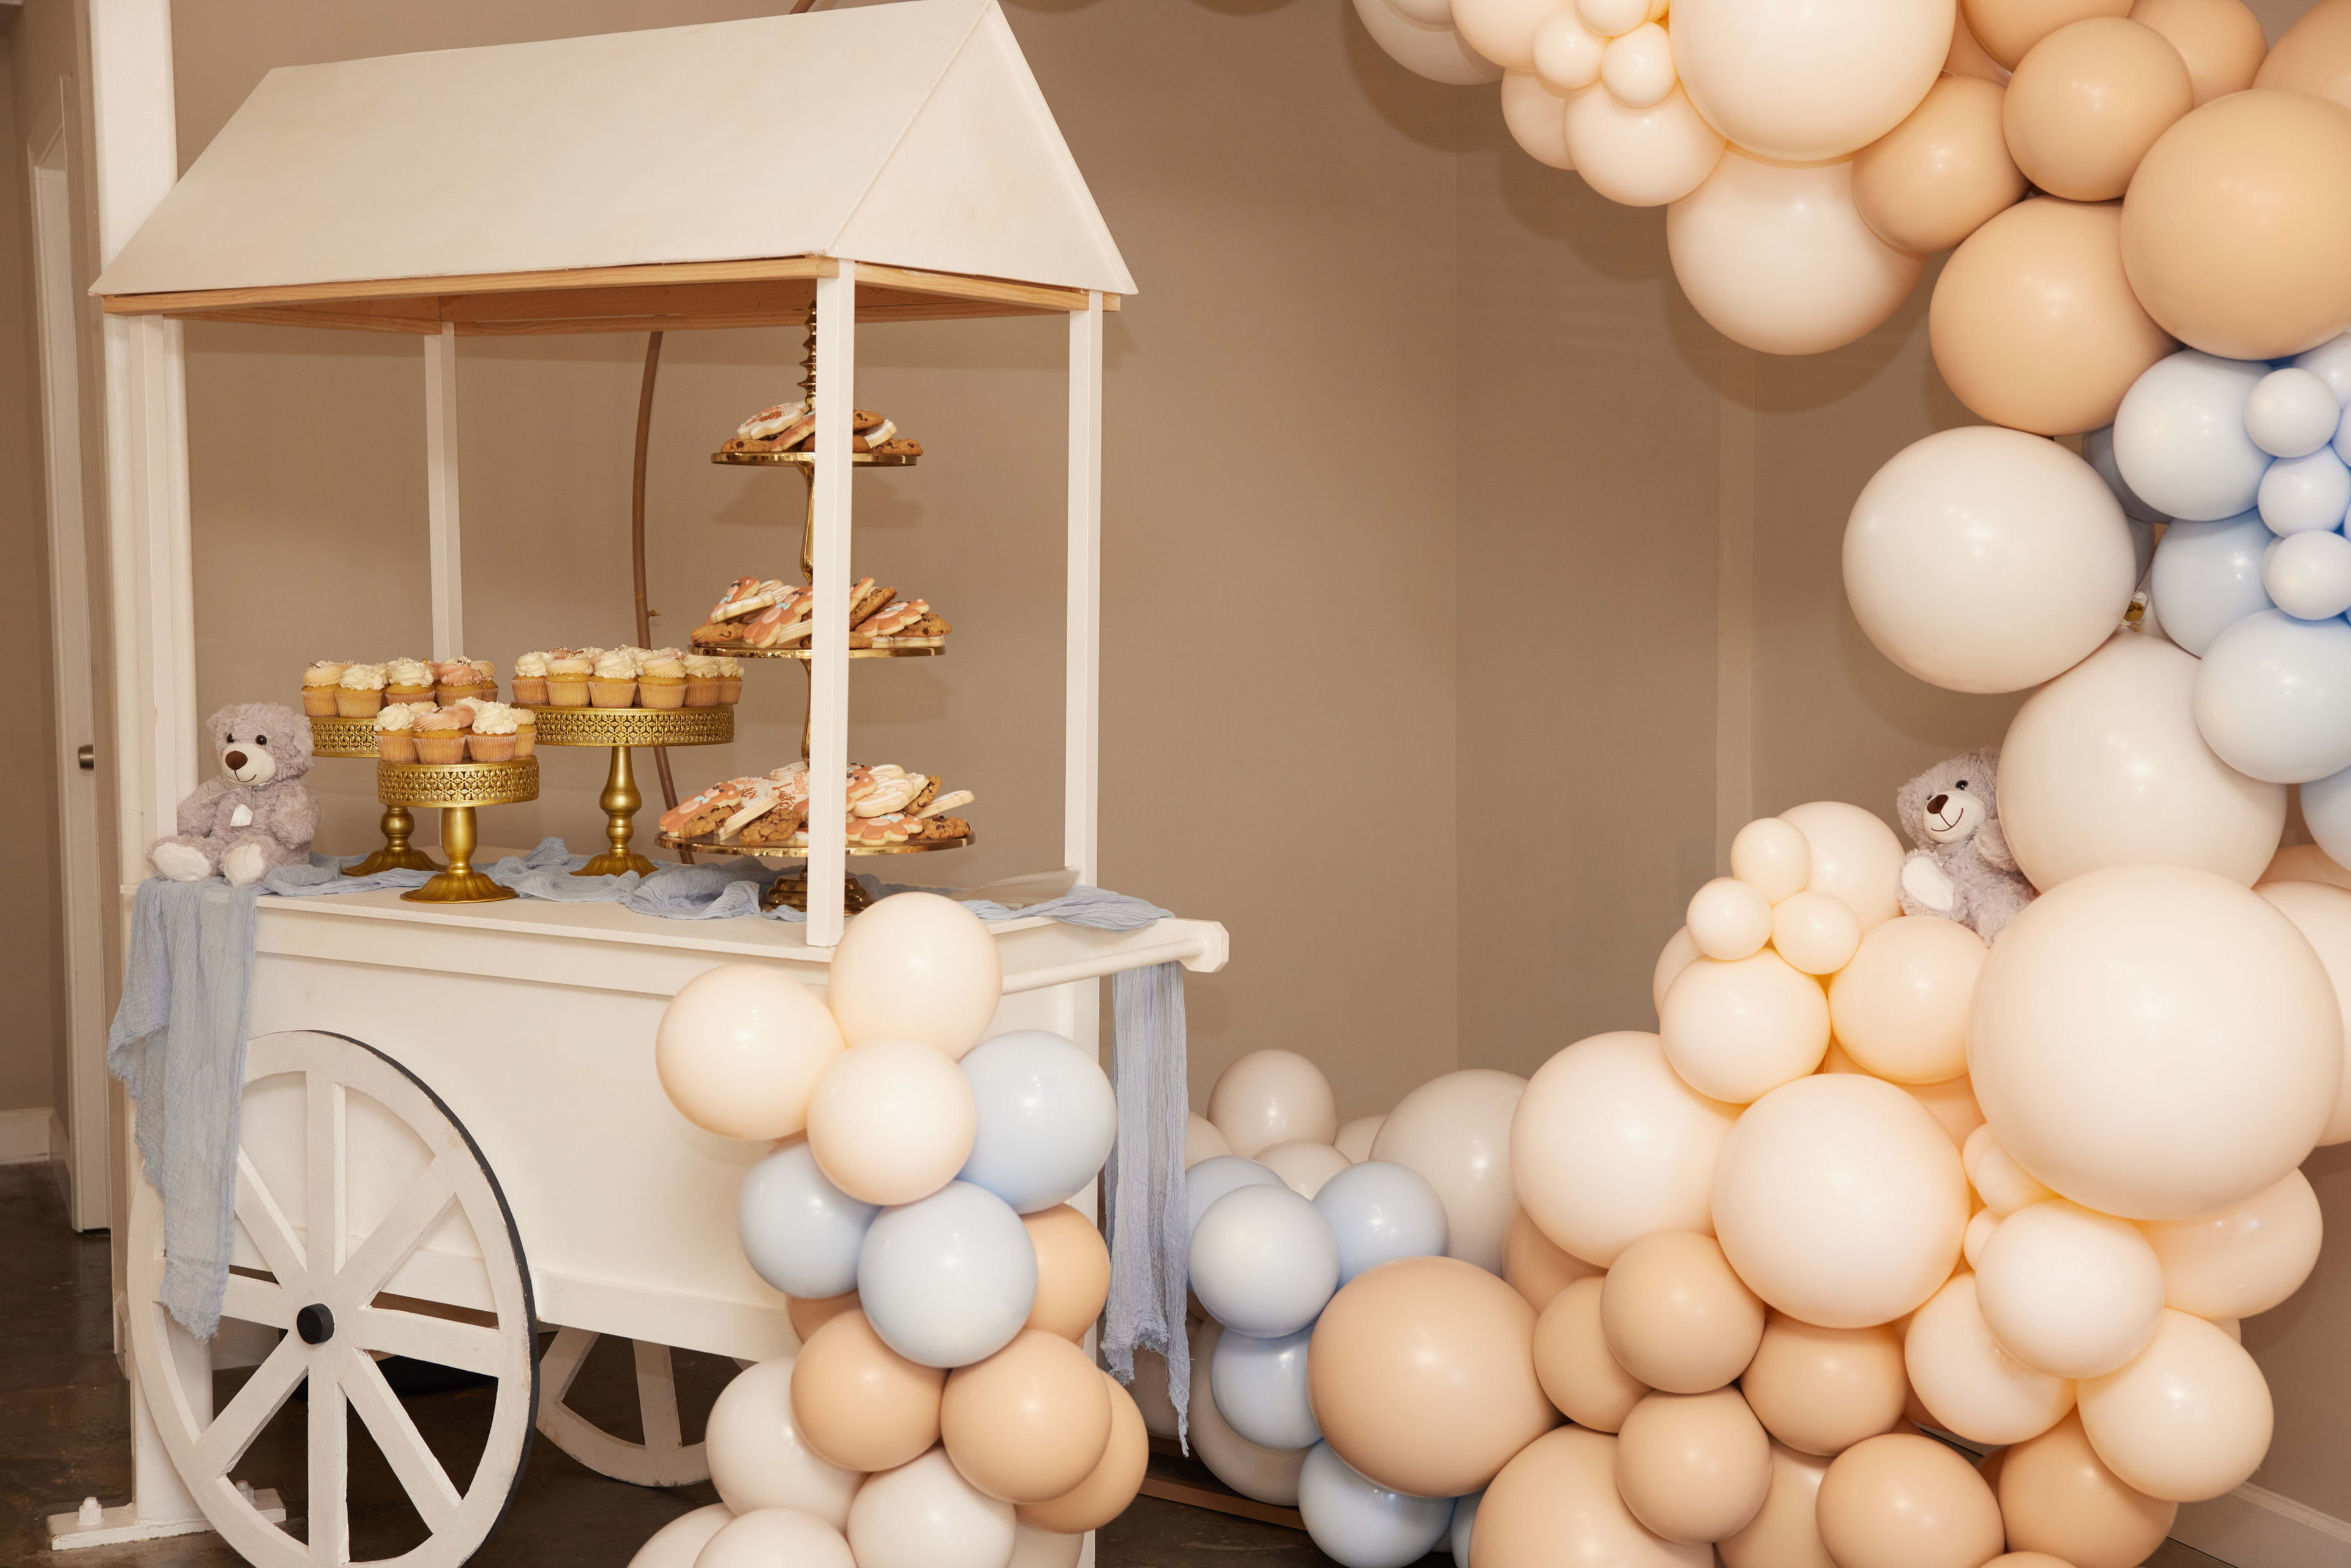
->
[1186, 1155, 1284, 1237]
[1189, 1184, 1340, 1338]
[2258, 446, 2351, 535]
[1313, 1160, 1449, 1285]
[2084, 424, 2170, 525]
[958, 1030, 1117, 1214]
[1449, 1490, 1481, 1568]
[1297, 1442, 1454, 1568]
[2193, 609, 2351, 784]
[2113, 350, 2274, 522]
[857, 1180, 1037, 1368]
[2303, 762, 2351, 868]
[737, 1139, 877, 1299]
[2150, 511, 2275, 655]
[2265, 530, 2351, 621]
[1210, 1325, 1321, 1450]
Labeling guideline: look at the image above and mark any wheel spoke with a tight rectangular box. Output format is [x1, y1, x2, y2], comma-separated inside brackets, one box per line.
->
[633, 1341, 684, 1454]
[306, 1071, 347, 1278]
[338, 1345, 463, 1534]
[332, 1153, 457, 1307]
[192, 1335, 306, 1476]
[350, 1305, 506, 1379]
[236, 1152, 309, 1287]
[307, 1354, 348, 1566]
[220, 1272, 294, 1330]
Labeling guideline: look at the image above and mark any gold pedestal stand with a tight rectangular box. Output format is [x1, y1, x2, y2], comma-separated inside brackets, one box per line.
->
[656, 828, 975, 913]
[377, 758, 540, 904]
[312, 715, 444, 876]
[528, 705, 735, 876]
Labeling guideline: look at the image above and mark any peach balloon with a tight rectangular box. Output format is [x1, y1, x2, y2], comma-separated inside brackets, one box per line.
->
[1821, 1043, 1987, 1149]
[2256, 879, 2351, 1144]
[1731, 817, 1813, 903]
[1963, 1207, 2000, 1269]
[2121, 89, 2351, 359]
[1014, 1372, 1148, 1534]
[1652, 927, 1701, 1016]
[2003, 20, 2193, 200]
[1660, 950, 1831, 1104]
[1535, 8, 1607, 93]
[1500, 70, 1574, 170]
[793, 1309, 947, 1473]
[804, 1038, 977, 1207]
[1854, 75, 2025, 254]
[1128, 1348, 1179, 1441]
[1998, 1411, 2177, 1567]
[1669, 0, 1952, 161]
[1770, 891, 1862, 975]
[1351, 0, 1503, 86]
[1453, 0, 1561, 68]
[1505, 1206, 1599, 1310]
[1929, 198, 2175, 435]
[1903, 1273, 2077, 1446]
[1185, 1113, 1232, 1168]
[1738, 1313, 1908, 1457]
[1535, 1277, 1651, 1431]
[1601, 1231, 1767, 1394]
[941, 1330, 1112, 1504]
[2078, 1309, 2273, 1501]
[1667, 151, 1925, 356]
[1513, 1032, 1738, 1266]
[1614, 1389, 1773, 1544]
[1717, 1444, 1836, 1568]
[2254, 0, 2351, 110]
[789, 1292, 861, 1341]
[1308, 1256, 1559, 1496]
[1976, 1199, 2165, 1378]
[1187, 1320, 1307, 1504]
[2132, 0, 2268, 103]
[1946, 12, 2015, 81]
[1470, 1427, 1708, 1568]
[655, 966, 844, 1141]
[1987, 1558, 2075, 1568]
[2141, 1169, 2323, 1319]
[1829, 917, 1986, 1085]
[1816, 1433, 2006, 1568]
[1563, 85, 1727, 208]
[1712, 1075, 1970, 1328]
[1965, 0, 2131, 69]
[1686, 877, 1774, 961]
[1255, 1140, 1351, 1198]
[2268, 844, 2351, 890]
[825, 892, 1003, 1060]
[1370, 1069, 1525, 1272]
[1780, 801, 1906, 931]
[1022, 1205, 1110, 1341]
[1964, 1125, 2055, 1215]
[1207, 1049, 1338, 1159]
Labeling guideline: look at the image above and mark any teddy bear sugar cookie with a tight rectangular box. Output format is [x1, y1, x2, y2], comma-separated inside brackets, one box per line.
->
[1894, 748, 2037, 942]
[149, 702, 321, 888]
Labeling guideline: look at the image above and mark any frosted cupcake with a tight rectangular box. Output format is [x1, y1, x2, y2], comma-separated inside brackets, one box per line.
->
[336, 662, 389, 718]
[514, 708, 536, 759]
[590, 647, 640, 708]
[372, 702, 421, 763]
[638, 651, 688, 709]
[716, 656, 744, 705]
[302, 661, 348, 718]
[546, 653, 593, 707]
[467, 702, 521, 762]
[683, 654, 723, 708]
[413, 706, 472, 763]
[512, 651, 550, 707]
[383, 657, 435, 707]
[438, 657, 495, 706]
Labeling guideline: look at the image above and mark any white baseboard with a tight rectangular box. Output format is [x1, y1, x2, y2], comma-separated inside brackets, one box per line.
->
[2175, 1483, 2351, 1567]
[0, 1106, 53, 1164]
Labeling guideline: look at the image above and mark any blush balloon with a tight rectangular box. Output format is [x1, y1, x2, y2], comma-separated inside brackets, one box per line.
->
[1769, 891, 1861, 976]
[1853, 75, 2025, 254]
[1903, 1273, 2077, 1446]
[2255, 0, 2351, 108]
[1564, 84, 1727, 208]
[827, 893, 1003, 1060]
[1976, 1199, 2165, 1379]
[806, 1038, 977, 1207]
[1780, 801, 1907, 931]
[1669, 0, 1952, 160]
[1997, 1410, 2178, 1567]
[1827, 917, 1985, 1086]
[1535, 1277, 1651, 1432]
[1470, 1427, 1708, 1568]
[1738, 1313, 1908, 1457]
[2140, 1169, 2323, 1319]
[2131, 0, 2268, 104]
[2256, 879, 2351, 1145]
[2003, 18, 2194, 200]
[2077, 1310, 2273, 1501]
[941, 1330, 1112, 1504]
[1614, 1389, 1772, 1544]
[1660, 950, 1831, 1104]
[1600, 1231, 1766, 1394]
[1815, 1433, 2006, 1568]
[1965, 0, 2131, 68]
[656, 966, 844, 1141]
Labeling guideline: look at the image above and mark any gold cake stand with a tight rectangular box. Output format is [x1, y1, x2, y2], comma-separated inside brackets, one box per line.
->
[656, 827, 974, 913]
[378, 758, 539, 904]
[528, 705, 735, 877]
[311, 713, 444, 876]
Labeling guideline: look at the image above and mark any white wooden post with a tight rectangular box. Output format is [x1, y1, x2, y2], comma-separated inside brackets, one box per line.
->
[424, 323, 464, 659]
[806, 265, 855, 948]
[1065, 293, 1103, 888]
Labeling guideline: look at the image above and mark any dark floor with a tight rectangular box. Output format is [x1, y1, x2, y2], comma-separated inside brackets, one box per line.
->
[0, 1163, 2227, 1568]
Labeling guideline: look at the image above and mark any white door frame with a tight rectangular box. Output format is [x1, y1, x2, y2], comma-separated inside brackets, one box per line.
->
[28, 83, 109, 1232]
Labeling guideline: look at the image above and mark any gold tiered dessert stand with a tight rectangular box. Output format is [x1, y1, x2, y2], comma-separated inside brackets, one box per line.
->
[654, 824, 977, 914]
[528, 704, 735, 876]
[378, 757, 539, 903]
[312, 714, 443, 875]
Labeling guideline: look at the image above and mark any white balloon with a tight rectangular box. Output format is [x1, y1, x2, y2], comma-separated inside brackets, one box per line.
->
[2113, 350, 2273, 522]
[1845, 426, 2135, 694]
[1963, 1125, 2054, 1215]
[1779, 801, 1906, 931]
[1314, 1159, 1451, 1283]
[698, 1509, 856, 1568]
[1351, 0, 1505, 84]
[2140, 1169, 2323, 1321]
[1670, 0, 1951, 160]
[1652, 926, 1701, 1016]
[1209, 1049, 1340, 1158]
[1369, 1069, 1526, 1273]
[1007, 1525, 1084, 1568]
[626, 1503, 733, 1568]
[1534, 7, 1607, 91]
[2257, 447, 2351, 536]
[1685, 877, 1774, 960]
[1903, 1272, 2076, 1447]
[2077, 1311, 2273, 1503]
[2245, 366, 2341, 459]
[1500, 70, 1575, 169]
[958, 1031, 1115, 1214]
[1564, 84, 1725, 207]
[827, 893, 1003, 1060]
[1189, 1184, 1341, 1338]
[1212, 1326, 1322, 1452]
[2295, 331, 2351, 403]
[1659, 950, 1831, 1104]
[1600, 23, 1676, 106]
[1730, 817, 1812, 904]
[1257, 1139, 1354, 1199]
[1299, 1442, 1455, 1568]
[1668, 151, 1924, 356]
[2194, 610, 2351, 784]
[1186, 1112, 1234, 1168]
[1976, 1200, 2165, 1379]
[2265, 528, 2351, 620]
[2257, 879, 2351, 1144]
[2148, 512, 2276, 655]
[1578, 0, 1649, 34]
[847, 1449, 1016, 1568]
[1454, 0, 1567, 67]
[705, 1359, 862, 1525]
[1337, 1115, 1386, 1163]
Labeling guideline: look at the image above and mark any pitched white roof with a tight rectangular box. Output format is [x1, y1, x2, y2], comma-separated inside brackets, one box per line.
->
[94, 0, 1134, 299]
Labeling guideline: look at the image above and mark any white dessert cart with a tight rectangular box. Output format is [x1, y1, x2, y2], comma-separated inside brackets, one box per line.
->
[66, 7, 1224, 1564]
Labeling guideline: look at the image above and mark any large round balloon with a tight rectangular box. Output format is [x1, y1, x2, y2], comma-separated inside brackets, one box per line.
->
[2003, 19, 2193, 200]
[1188, 1319, 1310, 1505]
[2121, 89, 2351, 361]
[1350, 0, 1502, 86]
[1207, 1049, 1338, 1158]
[1995, 1411, 2178, 1568]
[1815, 1433, 2005, 1568]
[2194, 610, 2351, 784]
[1668, 0, 1951, 162]
[1710, 1075, 1969, 1329]
[1927, 198, 2174, 435]
[859, 1180, 1040, 1368]
[1499, 70, 1573, 169]
[826, 893, 1003, 1059]
[1826, 916, 1984, 1086]
[1659, 950, 1829, 1103]
[1997, 632, 2285, 888]
[1968, 863, 2343, 1219]
[846, 1449, 1015, 1568]
[656, 966, 844, 1141]
[1667, 151, 1925, 356]
[1532, 1278, 1649, 1432]
[705, 1357, 863, 1525]
[2112, 350, 2271, 522]
[1297, 1442, 1455, 1568]
[2255, 879, 2351, 1144]
[1564, 86, 1727, 208]
[1368, 1069, 1524, 1273]
[1779, 801, 1905, 929]
[2139, 1169, 2323, 1320]
[1963, 0, 2130, 68]
[739, 1137, 879, 1300]
[1189, 1183, 1341, 1338]
[958, 1031, 1116, 1214]
[1614, 1389, 1772, 1545]
[1739, 1313, 1908, 1457]
[941, 1329, 1112, 1504]
[1469, 1427, 1708, 1568]
[1975, 1199, 2165, 1378]
[806, 1038, 978, 1207]
[1512, 1032, 1738, 1266]
[1600, 1231, 1766, 1394]
[2255, 0, 2351, 108]
[1852, 76, 2024, 255]
[2077, 1309, 2273, 1501]
[1845, 426, 2134, 692]
[2132, 0, 2268, 105]
[792, 1308, 945, 1474]
[1014, 1371, 1148, 1534]
[1307, 1256, 1558, 1498]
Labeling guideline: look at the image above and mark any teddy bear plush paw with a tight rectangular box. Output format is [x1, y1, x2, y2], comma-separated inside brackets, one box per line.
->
[222, 842, 270, 887]
[152, 842, 213, 883]
[1900, 852, 1957, 913]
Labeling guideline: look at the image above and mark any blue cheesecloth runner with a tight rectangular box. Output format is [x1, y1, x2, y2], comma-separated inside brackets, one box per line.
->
[109, 834, 1193, 1442]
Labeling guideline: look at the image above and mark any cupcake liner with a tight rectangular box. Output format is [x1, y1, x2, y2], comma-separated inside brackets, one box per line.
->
[513, 678, 549, 706]
[302, 689, 340, 717]
[589, 678, 638, 708]
[375, 733, 418, 763]
[468, 733, 518, 762]
[514, 727, 536, 759]
[414, 732, 467, 763]
[547, 678, 590, 707]
[684, 678, 720, 708]
[639, 677, 686, 710]
[336, 689, 386, 718]
[717, 678, 743, 704]
[386, 684, 434, 705]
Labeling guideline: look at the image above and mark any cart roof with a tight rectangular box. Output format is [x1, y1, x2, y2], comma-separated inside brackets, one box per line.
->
[93, 0, 1133, 334]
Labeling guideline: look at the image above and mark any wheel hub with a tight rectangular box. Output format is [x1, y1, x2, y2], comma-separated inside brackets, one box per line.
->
[296, 1304, 335, 1346]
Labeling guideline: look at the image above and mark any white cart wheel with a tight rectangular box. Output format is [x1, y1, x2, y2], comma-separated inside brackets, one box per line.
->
[535, 1330, 716, 1488]
[128, 1030, 538, 1567]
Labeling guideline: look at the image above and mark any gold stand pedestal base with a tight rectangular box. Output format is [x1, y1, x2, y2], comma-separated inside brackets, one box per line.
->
[760, 869, 876, 915]
[397, 805, 516, 904]
[345, 803, 441, 876]
[577, 848, 659, 878]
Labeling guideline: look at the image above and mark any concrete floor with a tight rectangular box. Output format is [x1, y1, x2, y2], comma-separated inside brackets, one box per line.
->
[0, 1163, 2227, 1568]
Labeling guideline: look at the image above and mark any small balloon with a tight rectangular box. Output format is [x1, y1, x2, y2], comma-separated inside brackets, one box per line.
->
[2078, 1310, 2273, 1501]
[2246, 366, 2342, 458]
[1314, 1159, 1450, 1284]
[1298, 1442, 1455, 1568]
[1815, 1433, 2005, 1568]
[2194, 609, 2351, 784]
[1212, 1325, 1321, 1451]
[2113, 350, 2272, 522]
[1730, 817, 1812, 902]
[1903, 1272, 2077, 1446]
[1534, 1277, 1651, 1433]
[738, 1137, 879, 1300]
[2147, 512, 2276, 654]
[1188, 1184, 1341, 1338]
[2264, 529, 2351, 620]
[1209, 1049, 1339, 1159]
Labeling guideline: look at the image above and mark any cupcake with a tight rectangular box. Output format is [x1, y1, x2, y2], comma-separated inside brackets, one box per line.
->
[590, 647, 640, 708]
[547, 653, 591, 707]
[336, 662, 389, 718]
[512, 651, 550, 707]
[514, 709, 537, 759]
[683, 654, 723, 708]
[437, 656, 495, 706]
[302, 661, 348, 717]
[372, 702, 420, 763]
[467, 702, 521, 762]
[638, 651, 688, 708]
[716, 656, 744, 705]
[413, 706, 472, 763]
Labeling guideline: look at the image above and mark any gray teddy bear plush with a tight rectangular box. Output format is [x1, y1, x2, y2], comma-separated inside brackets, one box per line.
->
[149, 703, 321, 888]
[1894, 748, 2037, 943]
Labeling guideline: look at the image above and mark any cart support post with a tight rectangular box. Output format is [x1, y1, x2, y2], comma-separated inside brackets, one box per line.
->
[426, 322, 465, 661]
[806, 264, 857, 947]
[1066, 292, 1103, 887]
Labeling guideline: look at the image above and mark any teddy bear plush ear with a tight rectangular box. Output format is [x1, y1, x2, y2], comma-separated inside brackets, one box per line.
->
[1893, 768, 1936, 850]
[1974, 817, 2019, 872]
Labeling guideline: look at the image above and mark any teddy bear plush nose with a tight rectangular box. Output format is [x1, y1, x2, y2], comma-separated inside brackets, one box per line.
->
[224, 750, 249, 771]
[1926, 792, 1949, 815]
